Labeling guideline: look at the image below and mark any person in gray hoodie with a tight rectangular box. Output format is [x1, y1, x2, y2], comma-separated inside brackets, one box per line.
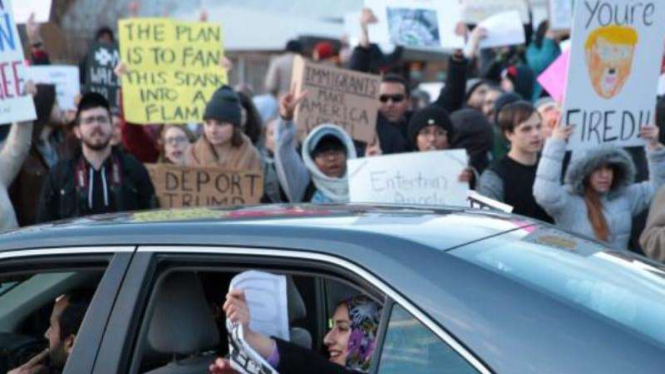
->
[274, 89, 357, 204]
[534, 123, 665, 250]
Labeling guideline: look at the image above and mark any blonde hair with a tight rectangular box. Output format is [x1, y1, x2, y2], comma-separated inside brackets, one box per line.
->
[585, 25, 638, 50]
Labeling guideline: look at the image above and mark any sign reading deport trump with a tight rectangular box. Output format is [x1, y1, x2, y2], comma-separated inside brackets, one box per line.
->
[119, 18, 227, 124]
[347, 150, 469, 207]
[146, 164, 263, 208]
[292, 56, 381, 143]
[562, 0, 665, 151]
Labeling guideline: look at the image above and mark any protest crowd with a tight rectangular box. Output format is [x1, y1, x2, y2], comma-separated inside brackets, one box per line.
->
[1, 0, 665, 267]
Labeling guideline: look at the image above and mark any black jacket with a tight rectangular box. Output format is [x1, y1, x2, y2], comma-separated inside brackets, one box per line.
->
[36, 148, 157, 223]
[275, 339, 354, 374]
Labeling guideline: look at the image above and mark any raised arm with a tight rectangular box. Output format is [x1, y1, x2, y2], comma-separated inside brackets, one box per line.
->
[533, 125, 575, 216]
[625, 125, 665, 216]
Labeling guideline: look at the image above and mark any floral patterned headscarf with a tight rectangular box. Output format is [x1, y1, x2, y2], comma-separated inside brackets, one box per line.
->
[342, 296, 381, 373]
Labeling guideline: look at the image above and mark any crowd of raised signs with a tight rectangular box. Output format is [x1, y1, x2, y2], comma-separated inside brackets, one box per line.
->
[2, 4, 665, 263]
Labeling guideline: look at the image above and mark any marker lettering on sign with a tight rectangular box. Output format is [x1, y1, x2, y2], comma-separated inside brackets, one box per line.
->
[0, 11, 16, 52]
[584, 0, 656, 29]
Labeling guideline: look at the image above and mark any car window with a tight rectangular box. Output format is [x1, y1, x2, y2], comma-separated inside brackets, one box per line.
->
[450, 226, 665, 347]
[0, 269, 106, 374]
[377, 304, 479, 374]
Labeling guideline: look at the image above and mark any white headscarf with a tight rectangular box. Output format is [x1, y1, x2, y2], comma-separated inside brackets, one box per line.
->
[301, 124, 357, 203]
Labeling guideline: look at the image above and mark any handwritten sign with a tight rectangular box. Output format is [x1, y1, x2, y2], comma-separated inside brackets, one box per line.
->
[10, 0, 52, 24]
[365, 0, 464, 49]
[146, 164, 263, 208]
[0, 0, 36, 124]
[561, 0, 665, 151]
[27, 65, 80, 111]
[549, 0, 574, 31]
[119, 18, 227, 124]
[292, 56, 380, 143]
[85, 43, 120, 112]
[460, 0, 530, 24]
[348, 150, 469, 206]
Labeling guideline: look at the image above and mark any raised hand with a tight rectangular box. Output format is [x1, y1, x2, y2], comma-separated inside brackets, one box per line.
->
[640, 125, 661, 150]
[279, 85, 308, 121]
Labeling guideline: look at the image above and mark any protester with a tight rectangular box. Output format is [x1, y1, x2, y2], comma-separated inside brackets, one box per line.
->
[1, 120, 34, 231]
[534, 124, 665, 249]
[481, 86, 505, 121]
[639, 186, 665, 263]
[465, 79, 491, 111]
[265, 40, 303, 97]
[527, 21, 565, 99]
[407, 106, 475, 184]
[8, 291, 93, 374]
[275, 89, 356, 203]
[451, 109, 494, 174]
[210, 290, 381, 374]
[10, 85, 67, 227]
[36, 93, 157, 223]
[478, 101, 553, 223]
[185, 86, 263, 171]
[238, 91, 264, 147]
[501, 64, 536, 102]
[158, 125, 195, 165]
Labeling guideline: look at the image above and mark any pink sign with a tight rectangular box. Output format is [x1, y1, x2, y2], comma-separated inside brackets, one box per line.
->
[537, 49, 570, 103]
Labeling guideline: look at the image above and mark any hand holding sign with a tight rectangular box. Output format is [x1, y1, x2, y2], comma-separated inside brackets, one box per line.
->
[279, 85, 308, 121]
[552, 122, 575, 142]
[640, 125, 661, 150]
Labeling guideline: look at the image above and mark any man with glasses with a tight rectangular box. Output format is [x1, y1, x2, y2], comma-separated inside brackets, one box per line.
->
[36, 93, 156, 223]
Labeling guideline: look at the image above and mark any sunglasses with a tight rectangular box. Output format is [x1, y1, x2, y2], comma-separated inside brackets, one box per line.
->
[379, 94, 406, 103]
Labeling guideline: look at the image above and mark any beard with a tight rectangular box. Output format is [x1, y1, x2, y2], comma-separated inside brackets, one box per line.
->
[81, 131, 112, 151]
[49, 342, 69, 370]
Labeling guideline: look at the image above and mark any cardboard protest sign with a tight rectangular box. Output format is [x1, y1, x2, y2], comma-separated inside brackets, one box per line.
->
[146, 164, 263, 208]
[291, 56, 380, 143]
[460, 0, 530, 24]
[549, 0, 574, 31]
[561, 0, 665, 151]
[477, 11, 526, 49]
[348, 150, 469, 206]
[537, 49, 570, 103]
[0, 0, 36, 124]
[365, 0, 464, 50]
[119, 18, 227, 124]
[27, 66, 80, 111]
[85, 43, 121, 112]
[10, 0, 52, 24]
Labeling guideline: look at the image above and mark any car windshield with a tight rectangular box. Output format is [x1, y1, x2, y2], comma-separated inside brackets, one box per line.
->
[450, 225, 665, 347]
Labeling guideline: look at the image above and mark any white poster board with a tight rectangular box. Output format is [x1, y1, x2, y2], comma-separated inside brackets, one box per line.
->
[561, 0, 665, 151]
[0, 0, 37, 124]
[365, 0, 464, 50]
[10, 0, 52, 24]
[26, 66, 80, 111]
[460, 0, 530, 24]
[348, 150, 469, 207]
[549, 0, 574, 31]
[477, 11, 526, 49]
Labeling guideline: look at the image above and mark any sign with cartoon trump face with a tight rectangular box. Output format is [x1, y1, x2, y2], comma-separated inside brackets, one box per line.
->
[584, 25, 638, 99]
[562, 0, 665, 151]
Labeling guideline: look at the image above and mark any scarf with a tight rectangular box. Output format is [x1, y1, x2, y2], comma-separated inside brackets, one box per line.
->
[301, 124, 357, 204]
[342, 296, 381, 373]
[186, 133, 263, 171]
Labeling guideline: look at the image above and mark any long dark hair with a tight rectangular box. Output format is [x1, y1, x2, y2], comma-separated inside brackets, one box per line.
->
[584, 185, 609, 242]
[534, 20, 549, 49]
[237, 92, 263, 146]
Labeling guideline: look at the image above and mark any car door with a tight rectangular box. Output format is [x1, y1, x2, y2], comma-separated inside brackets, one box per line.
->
[0, 246, 135, 374]
[92, 244, 492, 374]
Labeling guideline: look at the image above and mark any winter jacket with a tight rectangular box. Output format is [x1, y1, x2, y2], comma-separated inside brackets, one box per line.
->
[274, 119, 356, 203]
[274, 338, 354, 374]
[0, 123, 33, 231]
[451, 109, 494, 174]
[639, 187, 665, 263]
[534, 138, 665, 250]
[36, 148, 157, 223]
[526, 38, 561, 99]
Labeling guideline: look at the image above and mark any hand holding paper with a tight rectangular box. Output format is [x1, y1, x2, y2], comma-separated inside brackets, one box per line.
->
[477, 11, 525, 49]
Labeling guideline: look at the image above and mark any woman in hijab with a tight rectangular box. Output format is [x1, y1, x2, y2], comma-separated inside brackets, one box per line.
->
[211, 290, 381, 374]
[274, 88, 357, 203]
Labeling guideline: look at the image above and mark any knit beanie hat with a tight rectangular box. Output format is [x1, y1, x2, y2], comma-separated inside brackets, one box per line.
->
[408, 105, 454, 147]
[203, 85, 242, 127]
[465, 78, 489, 101]
[493, 92, 522, 125]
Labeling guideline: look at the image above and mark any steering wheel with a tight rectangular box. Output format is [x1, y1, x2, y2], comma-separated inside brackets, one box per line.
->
[0, 333, 47, 372]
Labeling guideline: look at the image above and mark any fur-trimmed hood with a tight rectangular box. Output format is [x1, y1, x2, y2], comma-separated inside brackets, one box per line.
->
[565, 146, 635, 198]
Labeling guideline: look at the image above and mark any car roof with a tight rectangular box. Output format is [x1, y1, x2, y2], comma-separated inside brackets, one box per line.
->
[0, 204, 534, 253]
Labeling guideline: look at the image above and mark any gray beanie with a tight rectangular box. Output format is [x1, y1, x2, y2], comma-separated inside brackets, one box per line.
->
[203, 85, 242, 127]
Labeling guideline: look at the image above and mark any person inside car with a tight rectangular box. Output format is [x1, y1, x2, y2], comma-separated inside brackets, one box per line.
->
[210, 290, 381, 374]
[8, 290, 93, 374]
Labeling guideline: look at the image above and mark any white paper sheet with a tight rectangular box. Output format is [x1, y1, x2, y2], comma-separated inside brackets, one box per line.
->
[26, 66, 80, 111]
[229, 271, 289, 342]
[228, 324, 280, 374]
[11, 0, 52, 24]
[477, 11, 526, 49]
